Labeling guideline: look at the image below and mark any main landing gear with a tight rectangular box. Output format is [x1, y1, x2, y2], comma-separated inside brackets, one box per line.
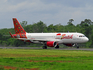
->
[42, 44, 59, 49]
[55, 45, 59, 49]
[43, 45, 47, 49]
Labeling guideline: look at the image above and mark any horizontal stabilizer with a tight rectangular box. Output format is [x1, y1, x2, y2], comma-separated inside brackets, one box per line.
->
[9, 32, 13, 38]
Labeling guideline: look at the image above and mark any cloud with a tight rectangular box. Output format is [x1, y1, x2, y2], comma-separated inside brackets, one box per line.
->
[0, 0, 93, 28]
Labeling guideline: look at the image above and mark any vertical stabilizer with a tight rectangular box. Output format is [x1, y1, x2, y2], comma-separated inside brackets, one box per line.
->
[13, 18, 26, 34]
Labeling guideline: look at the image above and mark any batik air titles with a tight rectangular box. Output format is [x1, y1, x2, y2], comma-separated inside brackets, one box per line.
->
[9, 18, 89, 49]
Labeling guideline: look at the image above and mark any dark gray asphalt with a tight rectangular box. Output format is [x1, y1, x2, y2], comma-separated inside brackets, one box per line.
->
[0, 47, 93, 51]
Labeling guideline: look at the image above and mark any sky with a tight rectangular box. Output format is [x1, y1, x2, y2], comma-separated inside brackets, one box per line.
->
[0, 0, 93, 29]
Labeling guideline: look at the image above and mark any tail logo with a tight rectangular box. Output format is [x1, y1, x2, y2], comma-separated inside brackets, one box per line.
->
[13, 19, 15, 21]
[16, 23, 18, 25]
[9, 18, 27, 39]
[18, 27, 20, 29]
[13, 18, 26, 34]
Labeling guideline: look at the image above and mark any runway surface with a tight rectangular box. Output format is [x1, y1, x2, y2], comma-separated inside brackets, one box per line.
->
[0, 47, 93, 51]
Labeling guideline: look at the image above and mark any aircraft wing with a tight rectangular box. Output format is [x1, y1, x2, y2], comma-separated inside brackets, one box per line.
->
[17, 38, 60, 42]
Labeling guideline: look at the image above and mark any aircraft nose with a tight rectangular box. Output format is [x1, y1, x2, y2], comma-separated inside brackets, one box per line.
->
[81, 37, 89, 43]
[85, 37, 89, 42]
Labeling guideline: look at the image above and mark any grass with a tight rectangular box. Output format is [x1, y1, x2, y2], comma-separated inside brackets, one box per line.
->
[0, 49, 93, 70]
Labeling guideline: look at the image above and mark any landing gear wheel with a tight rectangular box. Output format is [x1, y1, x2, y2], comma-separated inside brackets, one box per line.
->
[77, 46, 79, 49]
[43, 46, 47, 49]
[55, 45, 59, 49]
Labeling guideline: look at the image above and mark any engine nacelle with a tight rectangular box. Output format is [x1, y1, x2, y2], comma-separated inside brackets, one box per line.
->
[63, 43, 75, 47]
[46, 41, 57, 47]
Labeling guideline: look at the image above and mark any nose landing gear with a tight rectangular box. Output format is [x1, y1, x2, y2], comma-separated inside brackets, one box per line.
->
[76, 43, 79, 49]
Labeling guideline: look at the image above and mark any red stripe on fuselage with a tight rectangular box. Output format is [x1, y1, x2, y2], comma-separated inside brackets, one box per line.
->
[56, 33, 61, 35]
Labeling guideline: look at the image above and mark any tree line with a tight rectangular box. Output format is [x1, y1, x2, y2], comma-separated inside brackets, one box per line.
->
[0, 19, 93, 48]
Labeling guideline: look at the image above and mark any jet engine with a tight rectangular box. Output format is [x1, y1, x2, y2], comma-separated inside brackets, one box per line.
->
[46, 41, 57, 47]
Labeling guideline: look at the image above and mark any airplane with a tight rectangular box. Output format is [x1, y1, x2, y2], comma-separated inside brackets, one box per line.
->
[9, 18, 89, 49]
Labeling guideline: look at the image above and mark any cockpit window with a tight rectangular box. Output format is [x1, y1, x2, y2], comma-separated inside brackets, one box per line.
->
[79, 35, 82, 37]
[79, 35, 85, 37]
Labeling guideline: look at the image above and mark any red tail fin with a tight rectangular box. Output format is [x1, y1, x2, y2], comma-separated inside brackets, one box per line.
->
[13, 18, 26, 34]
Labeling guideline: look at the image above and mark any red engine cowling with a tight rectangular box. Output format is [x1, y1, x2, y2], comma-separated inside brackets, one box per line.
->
[63, 43, 75, 47]
[46, 41, 57, 47]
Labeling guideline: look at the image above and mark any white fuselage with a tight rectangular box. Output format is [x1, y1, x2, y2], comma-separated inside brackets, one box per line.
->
[26, 32, 89, 44]
[10, 18, 89, 48]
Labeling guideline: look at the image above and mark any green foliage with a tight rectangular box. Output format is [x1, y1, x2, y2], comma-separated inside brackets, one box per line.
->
[0, 49, 93, 70]
[67, 19, 74, 26]
[20, 21, 27, 27]
[0, 19, 93, 47]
